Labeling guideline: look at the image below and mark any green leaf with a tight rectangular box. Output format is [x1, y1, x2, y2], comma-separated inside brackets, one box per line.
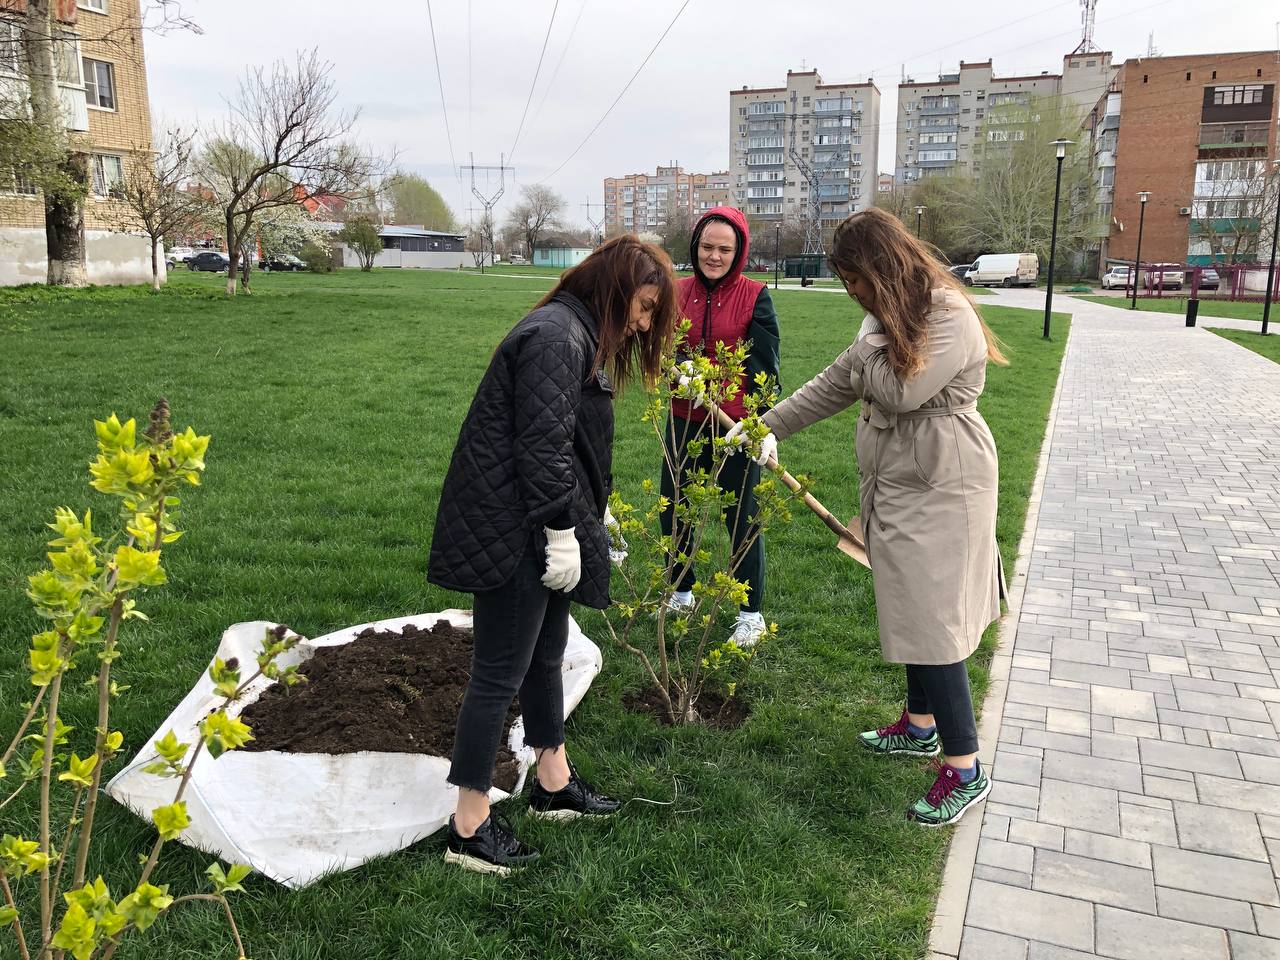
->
[50, 901, 97, 960]
[57, 752, 98, 788]
[117, 881, 172, 932]
[206, 861, 252, 895]
[93, 413, 136, 454]
[113, 544, 166, 589]
[104, 730, 124, 753]
[200, 710, 253, 758]
[151, 801, 190, 841]
[154, 730, 189, 764]
[0, 906, 17, 926]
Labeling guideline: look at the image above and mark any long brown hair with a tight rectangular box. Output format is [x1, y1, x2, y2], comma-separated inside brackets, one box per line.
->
[536, 235, 678, 390]
[828, 208, 1007, 378]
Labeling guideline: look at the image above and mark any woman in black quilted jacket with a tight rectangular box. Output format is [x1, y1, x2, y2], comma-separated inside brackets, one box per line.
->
[428, 235, 678, 875]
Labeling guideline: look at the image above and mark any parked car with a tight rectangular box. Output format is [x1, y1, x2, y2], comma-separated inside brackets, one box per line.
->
[1195, 266, 1220, 291]
[964, 253, 1038, 287]
[188, 251, 230, 272]
[1141, 263, 1184, 290]
[1100, 265, 1131, 289]
[164, 246, 198, 267]
[259, 253, 305, 272]
[508, 254, 528, 265]
[948, 263, 971, 281]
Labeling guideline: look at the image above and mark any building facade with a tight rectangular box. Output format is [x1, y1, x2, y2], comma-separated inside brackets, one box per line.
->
[602, 165, 731, 235]
[895, 52, 1116, 184]
[727, 69, 881, 229]
[0, 0, 158, 285]
[1085, 51, 1279, 268]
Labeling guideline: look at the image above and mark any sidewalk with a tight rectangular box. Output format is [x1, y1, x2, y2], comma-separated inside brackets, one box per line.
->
[931, 290, 1280, 960]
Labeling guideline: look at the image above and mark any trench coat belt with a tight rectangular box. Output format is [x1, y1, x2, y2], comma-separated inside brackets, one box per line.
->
[861, 401, 978, 430]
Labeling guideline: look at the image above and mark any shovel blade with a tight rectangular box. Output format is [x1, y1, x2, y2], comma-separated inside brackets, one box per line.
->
[836, 515, 870, 568]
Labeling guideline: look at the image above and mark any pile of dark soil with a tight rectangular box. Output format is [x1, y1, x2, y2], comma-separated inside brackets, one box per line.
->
[623, 685, 750, 729]
[239, 621, 520, 791]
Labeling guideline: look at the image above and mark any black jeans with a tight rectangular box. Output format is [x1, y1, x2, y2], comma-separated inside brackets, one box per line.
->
[448, 547, 570, 793]
[659, 415, 765, 613]
[906, 661, 979, 756]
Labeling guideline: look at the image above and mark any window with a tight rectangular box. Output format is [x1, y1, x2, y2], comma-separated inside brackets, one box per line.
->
[905, 119, 914, 130]
[1, 167, 37, 195]
[91, 153, 123, 195]
[0, 19, 20, 74]
[918, 150, 957, 162]
[79, 0, 107, 11]
[749, 100, 785, 115]
[83, 57, 115, 109]
[1212, 84, 1265, 105]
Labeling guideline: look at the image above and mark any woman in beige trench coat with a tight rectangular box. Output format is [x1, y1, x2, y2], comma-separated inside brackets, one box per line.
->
[755, 208, 1007, 826]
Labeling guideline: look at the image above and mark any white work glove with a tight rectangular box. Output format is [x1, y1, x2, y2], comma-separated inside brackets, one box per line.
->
[673, 360, 705, 408]
[541, 527, 581, 592]
[723, 420, 778, 468]
[603, 506, 627, 566]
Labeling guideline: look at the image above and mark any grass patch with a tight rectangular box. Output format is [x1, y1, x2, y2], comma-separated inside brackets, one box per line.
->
[0, 268, 1067, 959]
[1207, 326, 1280, 362]
[1076, 294, 1274, 322]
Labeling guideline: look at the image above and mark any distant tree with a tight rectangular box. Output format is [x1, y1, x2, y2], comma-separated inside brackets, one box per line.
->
[387, 171, 455, 229]
[299, 240, 333, 272]
[111, 126, 206, 290]
[505, 184, 566, 259]
[1189, 160, 1280, 265]
[339, 215, 382, 270]
[659, 199, 695, 264]
[198, 50, 389, 295]
[255, 203, 332, 259]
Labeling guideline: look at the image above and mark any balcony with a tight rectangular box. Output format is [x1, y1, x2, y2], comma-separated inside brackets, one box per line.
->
[1199, 122, 1270, 156]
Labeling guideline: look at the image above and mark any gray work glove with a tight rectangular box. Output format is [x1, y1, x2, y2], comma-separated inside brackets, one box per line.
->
[541, 527, 581, 592]
[604, 506, 627, 565]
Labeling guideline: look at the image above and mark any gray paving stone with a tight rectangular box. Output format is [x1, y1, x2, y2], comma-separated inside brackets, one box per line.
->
[1228, 931, 1280, 960]
[959, 927, 1028, 960]
[1121, 802, 1179, 845]
[1025, 945, 1100, 960]
[1242, 753, 1280, 786]
[1151, 845, 1280, 905]
[1175, 688, 1273, 723]
[1008, 819, 1065, 852]
[1043, 748, 1144, 792]
[1173, 800, 1268, 860]
[1138, 738, 1245, 777]
[1156, 886, 1257, 932]
[978, 838, 1036, 875]
[1045, 707, 1092, 736]
[1096, 904, 1229, 960]
[1039, 778, 1120, 834]
[1092, 731, 1141, 762]
[995, 750, 1043, 787]
[1092, 686, 1159, 721]
[1033, 849, 1156, 913]
[1008, 680, 1091, 712]
[965, 879, 1094, 952]
[975, 864, 1034, 889]
[1255, 904, 1280, 939]
[1196, 774, 1280, 813]
[1063, 828, 1152, 868]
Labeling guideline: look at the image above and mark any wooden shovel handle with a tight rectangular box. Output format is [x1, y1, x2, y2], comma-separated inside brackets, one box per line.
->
[706, 403, 863, 548]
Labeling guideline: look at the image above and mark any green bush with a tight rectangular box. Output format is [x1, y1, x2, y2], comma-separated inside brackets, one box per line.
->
[300, 242, 333, 273]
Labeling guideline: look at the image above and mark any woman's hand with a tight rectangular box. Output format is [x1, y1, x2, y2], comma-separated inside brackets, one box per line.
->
[724, 420, 778, 468]
[541, 527, 582, 591]
[603, 506, 627, 565]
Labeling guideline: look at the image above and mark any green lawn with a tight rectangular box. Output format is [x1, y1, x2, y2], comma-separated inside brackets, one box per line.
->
[1077, 294, 1275, 322]
[0, 268, 1067, 960]
[1207, 326, 1280, 361]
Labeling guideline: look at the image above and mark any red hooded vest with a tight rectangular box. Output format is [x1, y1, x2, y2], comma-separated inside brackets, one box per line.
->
[672, 206, 766, 423]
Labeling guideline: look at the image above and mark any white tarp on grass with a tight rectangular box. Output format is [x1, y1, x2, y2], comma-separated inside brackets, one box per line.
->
[106, 610, 603, 888]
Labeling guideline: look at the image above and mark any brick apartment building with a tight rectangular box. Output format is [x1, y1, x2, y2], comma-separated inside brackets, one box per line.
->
[728, 70, 881, 227]
[602, 165, 731, 235]
[1085, 51, 1278, 269]
[0, 0, 157, 284]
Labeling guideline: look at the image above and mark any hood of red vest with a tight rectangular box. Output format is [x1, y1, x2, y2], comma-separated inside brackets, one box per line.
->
[690, 206, 751, 290]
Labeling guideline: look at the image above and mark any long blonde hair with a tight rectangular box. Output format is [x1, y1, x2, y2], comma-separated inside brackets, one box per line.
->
[829, 208, 1007, 378]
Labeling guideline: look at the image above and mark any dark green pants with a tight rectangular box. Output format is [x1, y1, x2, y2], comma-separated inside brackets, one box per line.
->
[659, 415, 765, 613]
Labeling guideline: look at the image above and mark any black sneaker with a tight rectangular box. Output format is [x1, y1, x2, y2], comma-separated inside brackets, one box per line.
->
[443, 813, 540, 875]
[529, 764, 621, 821]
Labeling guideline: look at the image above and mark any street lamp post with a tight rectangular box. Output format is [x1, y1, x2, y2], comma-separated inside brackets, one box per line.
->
[1262, 162, 1279, 336]
[1043, 138, 1073, 340]
[1130, 190, 1150, 311]
[774, 221, 781, 291]
[915, 204, 926, 238]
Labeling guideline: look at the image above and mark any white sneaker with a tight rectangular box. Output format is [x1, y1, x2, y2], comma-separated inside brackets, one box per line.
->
[728, 613, 767, 648]
[661, 590, 696, 614]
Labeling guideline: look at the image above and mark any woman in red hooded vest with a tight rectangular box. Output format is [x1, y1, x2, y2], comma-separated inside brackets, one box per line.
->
[662, 207, 780, 646]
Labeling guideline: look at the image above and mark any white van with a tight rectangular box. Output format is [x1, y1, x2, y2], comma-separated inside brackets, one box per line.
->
[964, 253, 1039, 288]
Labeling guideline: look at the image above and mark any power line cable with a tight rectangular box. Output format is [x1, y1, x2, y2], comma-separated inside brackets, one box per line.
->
[538, 0, 692, 184]
[426, 0, 461, 184]
[528, 0, 588, 130]
[508, 0, 561, 164]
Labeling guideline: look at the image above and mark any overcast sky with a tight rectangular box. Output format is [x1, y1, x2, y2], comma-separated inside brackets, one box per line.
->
[147, 0, 1279, 229]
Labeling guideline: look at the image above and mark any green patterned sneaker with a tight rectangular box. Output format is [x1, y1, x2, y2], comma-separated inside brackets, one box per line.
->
[907, 759, 991, 827]
[858, 710, 941, 757]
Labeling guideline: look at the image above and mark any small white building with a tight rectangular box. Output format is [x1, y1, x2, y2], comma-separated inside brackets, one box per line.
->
[323, 223, 471, 269]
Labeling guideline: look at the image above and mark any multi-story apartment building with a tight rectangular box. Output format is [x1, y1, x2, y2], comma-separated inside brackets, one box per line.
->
[1083, 50, 1278, 268]
[895, 52, 1117, 184]
[0, 0, 156, 284]
[602, 165, 732, 235]
[728, 69, 881, 229]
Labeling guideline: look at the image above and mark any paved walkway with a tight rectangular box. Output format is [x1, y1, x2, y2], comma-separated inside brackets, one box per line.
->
[931, 290, 1280, 960]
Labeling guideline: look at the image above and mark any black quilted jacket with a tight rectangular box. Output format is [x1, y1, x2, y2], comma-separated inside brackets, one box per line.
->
[427, 293, 615, 609]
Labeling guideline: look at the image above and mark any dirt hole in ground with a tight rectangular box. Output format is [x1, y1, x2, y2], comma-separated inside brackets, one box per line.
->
[622, 685, 750, 729]
[239, 621, 520, 792]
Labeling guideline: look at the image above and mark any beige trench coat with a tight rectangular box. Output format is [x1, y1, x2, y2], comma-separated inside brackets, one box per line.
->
[763, 287, 1003, 664]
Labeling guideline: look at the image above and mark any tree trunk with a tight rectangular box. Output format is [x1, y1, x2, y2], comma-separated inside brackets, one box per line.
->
[26, 0, 88, 287]
[224, 212, 238, 296]
[150, 237, 161, 291]
[240, 253, 252, 294]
